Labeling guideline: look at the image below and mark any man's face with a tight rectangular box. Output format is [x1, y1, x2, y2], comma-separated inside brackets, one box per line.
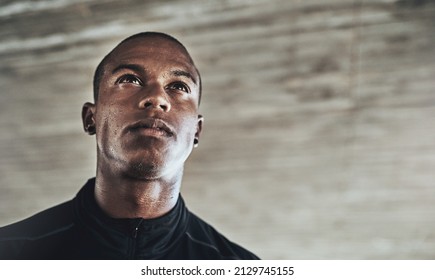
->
[86, 36, 202, 179]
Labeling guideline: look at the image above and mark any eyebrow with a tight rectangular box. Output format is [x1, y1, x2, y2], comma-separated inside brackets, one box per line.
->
[170, 69, 197, 85]
[112, 64, 197, 85]
[112, 64, 143, 74]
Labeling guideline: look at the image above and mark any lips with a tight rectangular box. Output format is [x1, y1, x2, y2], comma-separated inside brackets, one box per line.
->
[127, 118, 174, 137]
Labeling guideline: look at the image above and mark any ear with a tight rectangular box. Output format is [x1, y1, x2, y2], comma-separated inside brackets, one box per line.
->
[82, 102, 96, 135]
[194, 114, 204, 148]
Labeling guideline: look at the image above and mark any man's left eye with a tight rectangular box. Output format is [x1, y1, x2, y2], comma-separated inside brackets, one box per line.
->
[115, 74, 143, 86]
[167, 82, 190, 93]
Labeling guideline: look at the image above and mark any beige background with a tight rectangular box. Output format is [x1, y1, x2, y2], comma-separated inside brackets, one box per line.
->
[0, 0, 434, 259]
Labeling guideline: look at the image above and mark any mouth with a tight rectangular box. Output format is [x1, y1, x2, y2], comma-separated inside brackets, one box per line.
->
[127, 118, 174, 137]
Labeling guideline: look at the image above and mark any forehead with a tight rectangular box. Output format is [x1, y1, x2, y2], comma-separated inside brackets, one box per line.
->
[105, 37, 198, 75]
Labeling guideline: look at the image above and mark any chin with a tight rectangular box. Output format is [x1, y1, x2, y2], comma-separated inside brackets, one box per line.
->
[123, 159, 163, 180]
[114, 147, 184, 180]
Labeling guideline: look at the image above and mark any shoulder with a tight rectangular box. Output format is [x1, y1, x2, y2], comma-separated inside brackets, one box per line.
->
[184, 211, 259, 260]
[0, 201, 75, 259]
[0, 201, 74, 239]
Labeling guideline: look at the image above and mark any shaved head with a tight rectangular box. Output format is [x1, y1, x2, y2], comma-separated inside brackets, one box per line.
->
[93, 32, 202, 104]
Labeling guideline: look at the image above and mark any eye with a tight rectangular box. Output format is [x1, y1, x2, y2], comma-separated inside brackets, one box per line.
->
[167, 82, 190, 93]
[115, 74, 143, 86]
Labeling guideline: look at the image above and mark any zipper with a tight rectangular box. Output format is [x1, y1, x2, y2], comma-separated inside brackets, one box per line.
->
[132, 225, 139, 239]
[128, 219, 143, 259]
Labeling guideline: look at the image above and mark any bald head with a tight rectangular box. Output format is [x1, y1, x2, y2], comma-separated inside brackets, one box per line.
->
[93, 32, 202, 104]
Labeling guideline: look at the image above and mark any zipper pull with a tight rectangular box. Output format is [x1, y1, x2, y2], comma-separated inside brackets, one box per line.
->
[132, 219, 143, 239]
[132, 226, 139, 239]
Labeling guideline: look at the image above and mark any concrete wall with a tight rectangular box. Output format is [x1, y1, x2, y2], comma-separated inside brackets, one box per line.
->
[0, 0, 434, 259]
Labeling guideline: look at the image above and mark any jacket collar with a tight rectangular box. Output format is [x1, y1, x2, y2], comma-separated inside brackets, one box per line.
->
[73, 178, 189, 259]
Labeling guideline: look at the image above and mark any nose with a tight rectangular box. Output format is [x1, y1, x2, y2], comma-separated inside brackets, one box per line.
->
[138, 85, 171, 112]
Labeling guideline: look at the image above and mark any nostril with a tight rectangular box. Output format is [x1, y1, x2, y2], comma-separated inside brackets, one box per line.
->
[139, 97, 170, 111]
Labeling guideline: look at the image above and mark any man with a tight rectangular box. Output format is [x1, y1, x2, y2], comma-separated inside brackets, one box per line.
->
[0, 32, 259, 260]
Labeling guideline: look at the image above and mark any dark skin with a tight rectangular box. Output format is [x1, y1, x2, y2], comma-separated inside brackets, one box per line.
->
[81, 36, 203, 219]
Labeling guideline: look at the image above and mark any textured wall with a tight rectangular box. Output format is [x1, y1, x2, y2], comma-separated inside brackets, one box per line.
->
[0, 0, 434, 259]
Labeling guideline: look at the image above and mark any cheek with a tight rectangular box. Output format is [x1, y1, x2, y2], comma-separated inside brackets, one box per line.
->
[178, 116, 198, 144]
[94, 105, 125, 144]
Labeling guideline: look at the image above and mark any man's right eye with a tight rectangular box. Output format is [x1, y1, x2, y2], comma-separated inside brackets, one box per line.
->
[115, 74, 143, 86]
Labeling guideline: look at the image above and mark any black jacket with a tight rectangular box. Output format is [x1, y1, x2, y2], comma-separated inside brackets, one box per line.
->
[0, 178, 259, 260]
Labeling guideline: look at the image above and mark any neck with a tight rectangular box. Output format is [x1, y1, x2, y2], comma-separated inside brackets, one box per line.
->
[94, 167, 183, 220]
